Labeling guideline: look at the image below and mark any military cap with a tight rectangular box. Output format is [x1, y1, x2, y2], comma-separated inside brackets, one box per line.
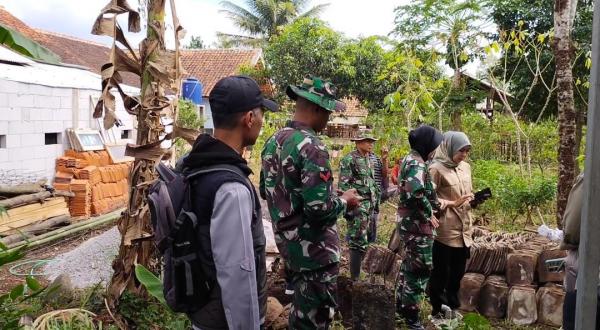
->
[351, 131, 379, 142]
[286, 77, 346, 112]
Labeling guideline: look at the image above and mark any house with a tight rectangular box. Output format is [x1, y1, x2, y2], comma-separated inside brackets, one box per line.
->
[180, 49, 264, 133]
[0, 45, 138, 183]
[463, 73, 514, 119]
[324, 96, 369, 140]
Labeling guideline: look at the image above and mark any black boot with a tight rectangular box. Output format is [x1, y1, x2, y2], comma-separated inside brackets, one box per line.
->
[350, 249, 364, 281]
[401, 308, 424, 330]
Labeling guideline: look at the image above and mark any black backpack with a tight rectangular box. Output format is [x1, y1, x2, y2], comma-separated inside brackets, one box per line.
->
[147, 162, 256, 313]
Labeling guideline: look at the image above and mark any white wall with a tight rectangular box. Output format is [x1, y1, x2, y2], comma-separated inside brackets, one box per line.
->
[0, 79, 136, 183]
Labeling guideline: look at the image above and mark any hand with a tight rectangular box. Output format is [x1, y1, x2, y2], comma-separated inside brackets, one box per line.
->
[431, 215, 440, 228]
[340, 188, 361, 209]
[452, 194, 474, 208]
[381, 147, 389, 161]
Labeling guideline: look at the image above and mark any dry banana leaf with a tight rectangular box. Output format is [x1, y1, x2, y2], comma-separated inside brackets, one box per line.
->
[112, 47, 141, 76]
[173, 125, 200, 145]
[91, 17, 138, 60]
[125, 139, 168, 161]
[98, 0, 141, 32]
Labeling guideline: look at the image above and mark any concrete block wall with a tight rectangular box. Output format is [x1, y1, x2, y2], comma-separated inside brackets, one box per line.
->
[0, 80, 137, 183]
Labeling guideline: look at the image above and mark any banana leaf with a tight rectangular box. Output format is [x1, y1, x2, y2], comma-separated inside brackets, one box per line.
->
[0, 24, 61, 64]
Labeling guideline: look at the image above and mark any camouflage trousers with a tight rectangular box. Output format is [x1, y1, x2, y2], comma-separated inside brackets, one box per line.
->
[273, 228, 293, 282]
[345, 199, 373, 252]
[289, 263, 339, 330]
[395, 229, 433, 311]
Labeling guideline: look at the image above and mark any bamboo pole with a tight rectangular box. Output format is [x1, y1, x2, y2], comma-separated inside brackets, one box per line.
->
[6, 209, 122, 250]
[0, 215, 70, 245]
[3, 213, 119, 255]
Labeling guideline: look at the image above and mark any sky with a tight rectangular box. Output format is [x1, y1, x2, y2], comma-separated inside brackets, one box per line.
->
[2, 0, 402, 48]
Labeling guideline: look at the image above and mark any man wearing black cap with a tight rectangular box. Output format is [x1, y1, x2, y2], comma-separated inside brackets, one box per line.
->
[181, 75, 278, 330]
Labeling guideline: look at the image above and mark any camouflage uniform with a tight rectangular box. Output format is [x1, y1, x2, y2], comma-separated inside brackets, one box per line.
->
[338, 150, 380, 252]
[260, 120, 346, 329]
[395, 150, 440, 313]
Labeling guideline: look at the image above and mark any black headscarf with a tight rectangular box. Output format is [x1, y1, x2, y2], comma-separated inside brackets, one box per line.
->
[408, 125, 443, 160]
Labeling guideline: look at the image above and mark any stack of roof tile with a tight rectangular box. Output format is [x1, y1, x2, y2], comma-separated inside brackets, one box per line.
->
[69, 179, 91, 218]
[54, 150, 131, 219]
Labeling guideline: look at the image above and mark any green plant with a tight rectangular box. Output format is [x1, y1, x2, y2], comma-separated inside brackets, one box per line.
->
[118, 292, 190, 330]
[174, 99, 204, 161]
[0, 242, 46, 329]
[134, 264, 167, 305]
[460, 312, 491, 330]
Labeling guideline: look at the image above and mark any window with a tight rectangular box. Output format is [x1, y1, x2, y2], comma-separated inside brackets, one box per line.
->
[45, 133, 60, 145]
[198, 105, 205, 118]
[121, 129, 132, 139]
[0, 135, 5, 148]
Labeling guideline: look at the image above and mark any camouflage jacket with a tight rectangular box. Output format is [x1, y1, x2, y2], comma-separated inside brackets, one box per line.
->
[397, 150, 440, 236]
[338, 150, 380, 204]
[259, 121, 346, 272]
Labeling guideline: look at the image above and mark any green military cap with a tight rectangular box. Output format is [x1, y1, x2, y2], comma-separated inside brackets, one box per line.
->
[286, 77, 346, 112]
[351, 131, 379, 142]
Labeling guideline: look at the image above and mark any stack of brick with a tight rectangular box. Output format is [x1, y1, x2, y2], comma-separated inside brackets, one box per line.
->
[53, 150, 131, 219]
[69, 179, 91, 218]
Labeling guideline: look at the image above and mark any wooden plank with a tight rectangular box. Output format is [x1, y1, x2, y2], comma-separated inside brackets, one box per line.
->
[576, 0, 600, 327]
[0, 202, 69, 225]
[1, 198, 65, 219]
[0, 207, 70, 233]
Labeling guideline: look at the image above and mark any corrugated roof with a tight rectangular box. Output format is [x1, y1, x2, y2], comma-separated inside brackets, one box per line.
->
[181, 49, 262, 96]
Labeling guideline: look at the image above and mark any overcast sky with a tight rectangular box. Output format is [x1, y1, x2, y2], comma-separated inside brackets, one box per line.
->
[2, 0, 402, 48]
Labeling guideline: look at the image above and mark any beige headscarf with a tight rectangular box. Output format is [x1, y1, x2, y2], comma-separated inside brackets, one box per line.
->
[434, 131, 471, 168]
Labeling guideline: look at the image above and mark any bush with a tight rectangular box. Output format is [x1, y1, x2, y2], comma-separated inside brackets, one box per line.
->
[471, 160, 556, 229]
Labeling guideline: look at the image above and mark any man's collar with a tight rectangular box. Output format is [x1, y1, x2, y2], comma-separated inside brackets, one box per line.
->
[287, 120, 316, 135]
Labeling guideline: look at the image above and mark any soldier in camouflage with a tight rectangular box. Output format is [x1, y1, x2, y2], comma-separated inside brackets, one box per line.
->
[260, 77, 360, 330]
[338, 133, 380, 280]
[395, 125, 443, 330]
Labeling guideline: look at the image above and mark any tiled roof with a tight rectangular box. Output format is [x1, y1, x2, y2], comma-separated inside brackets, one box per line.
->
[0, 6, 40, 39]
[181, 49, 262, 96]
[333, 96, 369, 118]
[32, 30, 140, 88]
[0, 7, 139, 87]
[1, 8, 262, 92]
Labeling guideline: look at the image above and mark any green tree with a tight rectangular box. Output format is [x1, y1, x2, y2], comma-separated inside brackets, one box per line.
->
[336, 37, 396, 109]
[185, 35, 205, 49]
[219, 0, 329, 47]
[264, 18, 343, 98]
[488, 0, 592, 225]
[392, 0, 489, 130]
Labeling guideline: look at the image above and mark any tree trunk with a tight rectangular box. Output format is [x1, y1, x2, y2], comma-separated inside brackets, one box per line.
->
[574, 106, 585, 176]
[107, 0, 166, 310]
[554, 0, 578, 228]
[451, 69, 463, 130]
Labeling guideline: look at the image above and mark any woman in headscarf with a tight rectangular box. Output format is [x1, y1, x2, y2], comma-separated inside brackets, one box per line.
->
[428, 131, 474, 320]
[395, 125, 443, 330]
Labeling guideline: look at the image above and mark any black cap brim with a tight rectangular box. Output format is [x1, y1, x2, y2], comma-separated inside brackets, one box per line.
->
[262, 98, 279, 112]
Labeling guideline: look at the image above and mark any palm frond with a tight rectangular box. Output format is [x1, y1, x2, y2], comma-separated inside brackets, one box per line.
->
[297, 3, 330, 19]
[216, 32, 265, 48]
[220, 1, 263, 36]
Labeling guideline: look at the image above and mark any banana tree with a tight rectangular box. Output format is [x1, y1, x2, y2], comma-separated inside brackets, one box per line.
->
[90, 0, 197, 322]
